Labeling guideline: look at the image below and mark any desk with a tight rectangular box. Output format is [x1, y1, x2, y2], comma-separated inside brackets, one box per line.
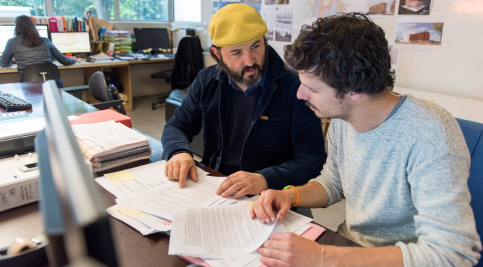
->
[0, 58, 173, 112]
[0, 82, 98, 157]
[1, 143, 359, 267]
[0, 82, 358, 266]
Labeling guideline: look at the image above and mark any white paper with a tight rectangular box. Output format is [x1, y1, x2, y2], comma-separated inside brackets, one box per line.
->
[125, 175, 224, 221]
[169, 205, 279, 258]
[106, 202, 171, 236]
[95, 160, 209, 199]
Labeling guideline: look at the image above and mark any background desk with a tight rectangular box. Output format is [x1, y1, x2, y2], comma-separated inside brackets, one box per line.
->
[0, 58, 174, 112]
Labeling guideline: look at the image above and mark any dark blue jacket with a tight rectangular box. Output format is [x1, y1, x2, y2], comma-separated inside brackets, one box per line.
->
[162, 46, 326, 190]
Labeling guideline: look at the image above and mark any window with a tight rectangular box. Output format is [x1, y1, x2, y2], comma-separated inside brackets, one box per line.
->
[119, 0, 169, 21]
[1, 0, 171, 21]
[0, 1, 46, 16]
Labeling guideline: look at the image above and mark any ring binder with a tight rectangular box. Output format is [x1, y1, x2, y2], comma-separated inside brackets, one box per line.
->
[70, 121, 152, 172]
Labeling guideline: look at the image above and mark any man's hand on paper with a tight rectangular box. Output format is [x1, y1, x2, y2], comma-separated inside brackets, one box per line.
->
[165, 152, 198, 188]
[250, 189, 293, 223]
[216, 171, 268, 199]
[258, 232, 324, 267]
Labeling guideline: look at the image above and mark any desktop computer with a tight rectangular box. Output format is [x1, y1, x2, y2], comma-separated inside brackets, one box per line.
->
[133, 28, 171, 56]
[50, 32, 91, 57]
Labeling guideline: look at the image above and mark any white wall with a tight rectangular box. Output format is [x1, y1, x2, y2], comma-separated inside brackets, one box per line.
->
[203, 0, 483, 101]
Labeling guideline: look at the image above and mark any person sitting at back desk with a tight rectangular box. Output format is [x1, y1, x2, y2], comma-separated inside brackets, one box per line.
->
[0, 15, 78, 82]
[250, 13, 481, 266]
[161, 4, 326, 200]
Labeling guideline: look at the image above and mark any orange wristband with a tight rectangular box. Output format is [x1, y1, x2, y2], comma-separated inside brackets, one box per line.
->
[283, 185, 300, 207]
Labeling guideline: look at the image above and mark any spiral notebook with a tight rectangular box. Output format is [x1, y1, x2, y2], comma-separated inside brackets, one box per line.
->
[71, 120, 151, 172]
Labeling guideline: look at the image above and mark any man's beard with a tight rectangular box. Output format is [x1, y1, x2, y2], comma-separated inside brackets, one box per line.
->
[219, 55, 266, 89]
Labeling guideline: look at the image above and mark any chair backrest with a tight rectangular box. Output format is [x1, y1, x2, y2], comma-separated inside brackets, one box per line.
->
[23, 61, 61, 83]
[89, 71, 112, 102]
[171, 35, 204, 90]
[88, 71, 126, 115]
[456, 118, 483, 266]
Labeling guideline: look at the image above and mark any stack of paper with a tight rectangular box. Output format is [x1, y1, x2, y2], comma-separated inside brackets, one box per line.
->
[96, 160, 321, 267]
[71, 120, 151, 172]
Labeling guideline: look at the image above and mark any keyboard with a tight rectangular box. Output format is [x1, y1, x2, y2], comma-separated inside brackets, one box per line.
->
[0, 93, 33, 112]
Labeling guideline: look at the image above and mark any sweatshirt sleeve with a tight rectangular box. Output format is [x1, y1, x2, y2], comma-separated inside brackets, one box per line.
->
[0, 39, 14, 67]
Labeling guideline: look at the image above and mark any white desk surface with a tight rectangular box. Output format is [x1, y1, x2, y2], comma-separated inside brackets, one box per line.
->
[394, 86, 483, 124]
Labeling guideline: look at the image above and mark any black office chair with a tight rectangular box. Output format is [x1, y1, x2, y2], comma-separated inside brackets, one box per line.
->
[150, 35, 204, 110]
[22, 61, 89, 99]
[88, 71, 126, 115]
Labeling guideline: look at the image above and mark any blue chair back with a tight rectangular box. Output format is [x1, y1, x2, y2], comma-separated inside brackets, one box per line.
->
[456, 118, 483, 266]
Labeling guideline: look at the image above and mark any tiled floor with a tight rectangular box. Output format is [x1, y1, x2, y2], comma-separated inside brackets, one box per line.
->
[127, 95, 346, 231]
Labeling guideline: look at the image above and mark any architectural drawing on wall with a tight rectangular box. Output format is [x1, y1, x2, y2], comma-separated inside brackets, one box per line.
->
[399, 0, 432, 15]
[265, 0, 289, 5]
[367, 0, 396, 15]
[306, 0, 338, 18]
[274, 7, 293, 42]
[395, 22, 443, 46]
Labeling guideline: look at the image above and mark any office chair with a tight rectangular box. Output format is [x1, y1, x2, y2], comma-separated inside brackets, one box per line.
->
[88, 71, 126, 115]
[22, 61, 89, 99]
[150, 35, 204, 110]
[456, 118, 483, 267]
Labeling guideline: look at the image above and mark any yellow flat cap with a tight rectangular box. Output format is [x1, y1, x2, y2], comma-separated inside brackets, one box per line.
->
[209, 4, 267, 47]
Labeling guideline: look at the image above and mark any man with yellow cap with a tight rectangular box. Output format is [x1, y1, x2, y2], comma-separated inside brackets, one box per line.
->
[161, 4, 326, 202]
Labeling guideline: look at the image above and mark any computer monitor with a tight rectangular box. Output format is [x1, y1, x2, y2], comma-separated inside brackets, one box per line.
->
[50, 32, 91, 54]
[0, 24, 50, 55]
[133, 28, 171, 55]
[35, 80, 117, 266]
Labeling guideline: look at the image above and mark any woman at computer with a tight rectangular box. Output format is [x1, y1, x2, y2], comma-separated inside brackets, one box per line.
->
[0, 15, 77, 81]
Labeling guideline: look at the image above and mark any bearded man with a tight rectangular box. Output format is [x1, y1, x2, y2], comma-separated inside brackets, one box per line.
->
[161, 4, 326, 204]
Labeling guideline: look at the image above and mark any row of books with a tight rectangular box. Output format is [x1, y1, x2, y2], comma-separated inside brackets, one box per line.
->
[29, 16, 88, 32]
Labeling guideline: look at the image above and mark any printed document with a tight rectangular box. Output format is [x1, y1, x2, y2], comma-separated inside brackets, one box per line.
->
[124, 175, 225, 221]
[95, 160, 209, 199]
[169, 205, 279, 258]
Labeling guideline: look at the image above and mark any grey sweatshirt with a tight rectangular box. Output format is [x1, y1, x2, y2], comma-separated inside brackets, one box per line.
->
[1, 36, 75, 80]
[314, 95, 481, 266]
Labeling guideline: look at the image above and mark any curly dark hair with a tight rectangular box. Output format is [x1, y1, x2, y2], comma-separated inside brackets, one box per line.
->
[284, 13, 395, 98]
[15, 15, 43, 47]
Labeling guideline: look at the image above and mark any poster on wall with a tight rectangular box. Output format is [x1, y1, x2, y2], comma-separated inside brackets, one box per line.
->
[265, 0, 290, 4]
[395, 22, 444, 49]
[263, 6, 294, 42]
[398, 0, 432, 15]
[367, 0, 396, 15]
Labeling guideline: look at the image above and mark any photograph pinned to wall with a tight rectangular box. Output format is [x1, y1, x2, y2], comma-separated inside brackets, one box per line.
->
[274, 7, 293, 42]
[241, 0, 261, 12]
[395, 22, 444, 50]
[388, 44, 401, 71]
[265, 0, 290, 5]
[398, 0, 432, 15]
[213, 0, 240, 14]
[367, 0, 396, 15]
